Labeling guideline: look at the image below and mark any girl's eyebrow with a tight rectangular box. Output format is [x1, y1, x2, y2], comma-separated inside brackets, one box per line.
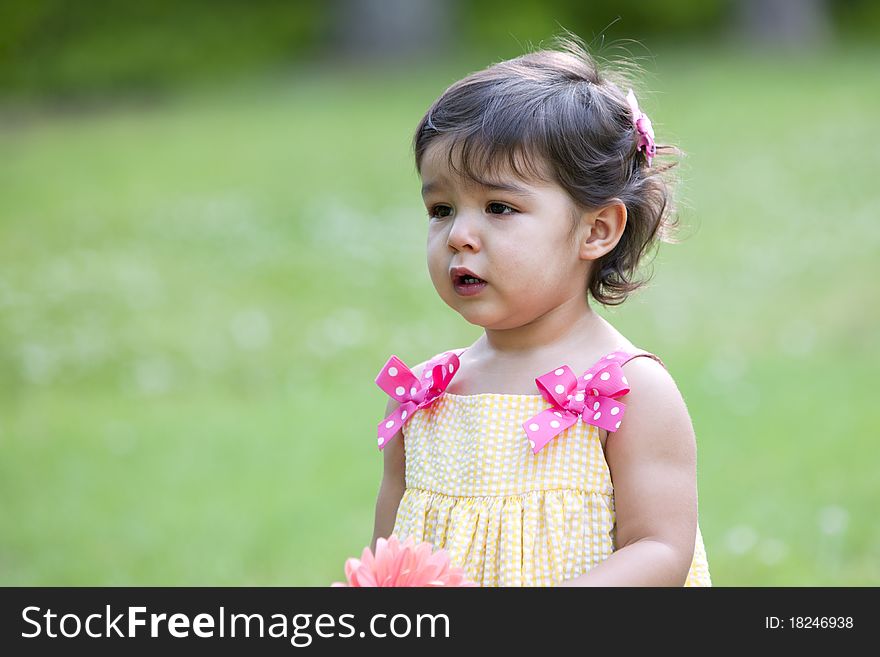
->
[421, 178, 536, 199]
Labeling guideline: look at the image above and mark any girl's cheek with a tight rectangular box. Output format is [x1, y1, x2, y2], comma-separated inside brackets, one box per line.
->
[427, 259, 446, 286]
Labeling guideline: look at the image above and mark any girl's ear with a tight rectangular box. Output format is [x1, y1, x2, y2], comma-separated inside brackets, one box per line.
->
[577, 199, 627, 262]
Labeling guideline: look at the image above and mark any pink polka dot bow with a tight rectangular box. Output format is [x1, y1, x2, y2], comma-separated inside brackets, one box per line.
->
[522, 357, 631, 454]
[374, 351, 461, 450]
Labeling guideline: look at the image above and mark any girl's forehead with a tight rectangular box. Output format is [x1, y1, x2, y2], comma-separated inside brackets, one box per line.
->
[420, 138, 555, 193]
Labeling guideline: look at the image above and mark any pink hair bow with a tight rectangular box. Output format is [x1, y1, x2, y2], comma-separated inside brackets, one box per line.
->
[521, 361, 630, 454]
[626, 89, 656, 166]
[374, 351, 460, 450]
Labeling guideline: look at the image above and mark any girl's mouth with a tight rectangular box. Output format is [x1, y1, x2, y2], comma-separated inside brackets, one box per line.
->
[453, 275, 488, 296]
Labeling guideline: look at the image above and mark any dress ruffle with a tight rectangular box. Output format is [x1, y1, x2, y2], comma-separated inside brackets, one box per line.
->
[394, 486, 615, 587]
[394, 486, 711, 587]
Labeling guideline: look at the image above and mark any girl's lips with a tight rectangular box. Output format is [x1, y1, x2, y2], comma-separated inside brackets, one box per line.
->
[453, 279, 488, 297]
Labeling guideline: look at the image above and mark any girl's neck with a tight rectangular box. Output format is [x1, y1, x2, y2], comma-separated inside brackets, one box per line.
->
[478, 296, 607, 360]
[448, 300, 631, 398]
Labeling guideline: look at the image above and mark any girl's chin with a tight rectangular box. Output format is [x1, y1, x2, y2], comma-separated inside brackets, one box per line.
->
[455, 306, 503, 329]
[449, 303, 490, 325]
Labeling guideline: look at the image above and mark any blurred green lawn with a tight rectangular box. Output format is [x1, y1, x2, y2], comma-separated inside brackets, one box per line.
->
[1, 43, 878, 586]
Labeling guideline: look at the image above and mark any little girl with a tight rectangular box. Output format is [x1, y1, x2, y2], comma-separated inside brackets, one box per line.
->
[369, 35, 711, 587]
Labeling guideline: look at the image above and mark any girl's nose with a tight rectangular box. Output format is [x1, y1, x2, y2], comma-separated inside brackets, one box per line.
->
[446, 210, 481, 252]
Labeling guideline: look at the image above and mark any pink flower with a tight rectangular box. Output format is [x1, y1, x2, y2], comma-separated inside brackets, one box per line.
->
[332, 535, 477, 587]
[626, 89, 657, 165]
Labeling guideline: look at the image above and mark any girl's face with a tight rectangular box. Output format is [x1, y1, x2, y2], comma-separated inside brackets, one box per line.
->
[420, 140, 591, 330]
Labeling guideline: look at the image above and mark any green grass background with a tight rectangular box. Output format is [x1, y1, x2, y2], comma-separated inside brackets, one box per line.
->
[1, 43, 878, 585]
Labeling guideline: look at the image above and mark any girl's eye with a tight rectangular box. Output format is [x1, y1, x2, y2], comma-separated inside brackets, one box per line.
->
[428, 205, 452, 219]
[487, 202, 516, 215]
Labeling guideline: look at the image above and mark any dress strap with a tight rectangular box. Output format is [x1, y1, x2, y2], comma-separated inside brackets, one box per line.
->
[589, 349, 667, 372]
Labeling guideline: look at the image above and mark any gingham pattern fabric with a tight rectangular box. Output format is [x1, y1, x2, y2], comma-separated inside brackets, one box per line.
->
[391, 350, 712, 587]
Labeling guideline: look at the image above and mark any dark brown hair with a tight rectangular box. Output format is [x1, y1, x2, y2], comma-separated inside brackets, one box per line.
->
[413, 33, 684, 307]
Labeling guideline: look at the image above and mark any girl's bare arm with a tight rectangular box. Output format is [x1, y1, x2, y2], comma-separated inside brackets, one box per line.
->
[558, 356, 698, 586]
[370, 361, 426, 553]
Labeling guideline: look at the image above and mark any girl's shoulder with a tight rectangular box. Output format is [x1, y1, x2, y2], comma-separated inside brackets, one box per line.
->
[394, 347, 468, 383]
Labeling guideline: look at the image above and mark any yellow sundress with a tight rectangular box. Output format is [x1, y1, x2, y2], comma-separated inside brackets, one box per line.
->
[383, 346, 712, 587]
